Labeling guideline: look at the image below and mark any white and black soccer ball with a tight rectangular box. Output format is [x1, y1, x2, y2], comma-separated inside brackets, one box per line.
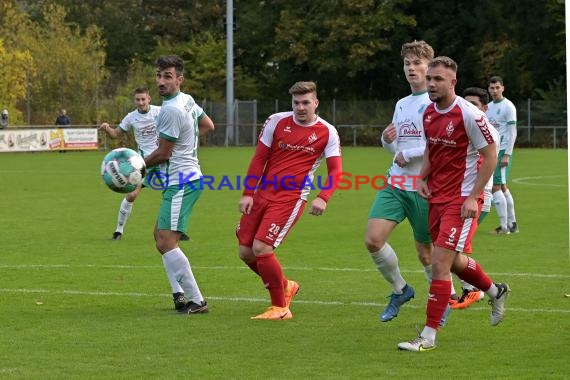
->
[100, 148, 146, 193]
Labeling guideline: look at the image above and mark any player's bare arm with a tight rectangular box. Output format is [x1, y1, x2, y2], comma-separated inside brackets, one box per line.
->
[144, 137, 175, 167]
[99, 122, 122, 139]
[461, 142, 497, 219]
[417, 145, 431, 198]
[199, 115, 215, 136]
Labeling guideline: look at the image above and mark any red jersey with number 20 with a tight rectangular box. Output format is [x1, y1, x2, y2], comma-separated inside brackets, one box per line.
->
[423, 96, 496, 204]
[257, 111, 341, 202]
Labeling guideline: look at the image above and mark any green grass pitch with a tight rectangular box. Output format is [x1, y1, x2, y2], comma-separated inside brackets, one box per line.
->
[0, 147, 568, 379]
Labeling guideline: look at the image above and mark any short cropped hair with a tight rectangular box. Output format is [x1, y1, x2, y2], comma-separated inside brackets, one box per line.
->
[288, 81, 317, 97]
[401, 40, 434, 61]
[463, 87, 489, 104]
[133, 87, 150, 95]
[488, 75, 504, 85]
[428, 56, 457, 72]
[156, 55, 184, 76]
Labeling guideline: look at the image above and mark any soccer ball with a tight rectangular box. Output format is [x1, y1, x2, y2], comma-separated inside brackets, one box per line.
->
[100, 148, 146, 193]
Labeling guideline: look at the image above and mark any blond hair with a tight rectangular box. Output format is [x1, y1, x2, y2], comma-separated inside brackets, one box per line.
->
[401, 40, 434, 61]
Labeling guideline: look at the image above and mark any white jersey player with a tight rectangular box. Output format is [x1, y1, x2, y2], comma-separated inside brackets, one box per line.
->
[100, 87, 165, 241]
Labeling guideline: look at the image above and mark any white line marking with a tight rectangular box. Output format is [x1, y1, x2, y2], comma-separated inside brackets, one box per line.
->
[512, 175, 567, 187]
[1, 264, 568, 279]
[1, 288, 569, 314]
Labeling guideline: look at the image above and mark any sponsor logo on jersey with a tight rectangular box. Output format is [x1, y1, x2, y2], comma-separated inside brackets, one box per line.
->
[284, 125, 292, 133]
[277, 140, 316, 154]
[425, 114, 432, 123]
[399, 122, 422, 138]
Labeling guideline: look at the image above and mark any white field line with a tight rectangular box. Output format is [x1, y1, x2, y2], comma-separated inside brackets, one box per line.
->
[0, 264, 569, 279]
[512, 175, 567, 187]
[0, 287, 569, 314]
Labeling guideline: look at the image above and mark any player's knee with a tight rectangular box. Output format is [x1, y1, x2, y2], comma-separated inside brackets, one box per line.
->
[252, 240, 273, 256]
[155, 234, 176, 254]
[417, 248, 431, 266]
[364, 233, 385, 253]
[238, 245, 254, 262]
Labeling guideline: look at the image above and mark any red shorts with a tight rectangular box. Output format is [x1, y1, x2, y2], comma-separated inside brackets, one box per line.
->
[428, 197, 481, 254]
[236, 194, 306, 248]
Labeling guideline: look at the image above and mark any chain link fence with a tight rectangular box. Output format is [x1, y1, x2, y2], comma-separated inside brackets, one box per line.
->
[10, 98, 567, 150]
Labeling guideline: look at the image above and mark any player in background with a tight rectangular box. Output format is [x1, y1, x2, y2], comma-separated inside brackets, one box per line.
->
[448, 87, 500, 310]
[144, 55, 215, 314]
[365, 40, 449, 325]
[398, 57, 510, 352]
[237, 81, 342, 320]
[100, 89, 191, 242]
[487, 76, 519, 234]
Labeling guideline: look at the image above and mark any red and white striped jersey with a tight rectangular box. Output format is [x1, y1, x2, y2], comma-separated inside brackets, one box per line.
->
[423, 96, 496, 204]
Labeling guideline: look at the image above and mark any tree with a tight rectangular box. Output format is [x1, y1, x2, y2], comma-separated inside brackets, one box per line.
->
[0, 39, 34, 124]
[1, 2, 108, 123]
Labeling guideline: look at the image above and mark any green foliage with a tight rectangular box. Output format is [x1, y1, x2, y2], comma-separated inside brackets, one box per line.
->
[0, 1, 107, 124]
[0, 38, 34, 123]
[2, 0, 566, 124]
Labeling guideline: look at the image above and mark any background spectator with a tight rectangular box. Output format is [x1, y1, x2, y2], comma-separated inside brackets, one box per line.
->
[0, 110, 8, 129]
[55, 109, 71, 125]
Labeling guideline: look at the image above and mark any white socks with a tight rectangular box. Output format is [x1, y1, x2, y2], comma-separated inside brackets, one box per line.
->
[370, 243, 406, 294]
[492, 191, 508, 231]
[504, 189, 517, 227]
[162, 254, 184, 294]
[162, 248, 203, 303]
[116, 198, 133, 233]
[485, 283, 499, 299]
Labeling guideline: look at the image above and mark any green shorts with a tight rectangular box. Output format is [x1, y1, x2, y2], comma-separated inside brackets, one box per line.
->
[368, 186, 431, 244]
[493, 149, 512, 185]
[157, 180, 202, 233]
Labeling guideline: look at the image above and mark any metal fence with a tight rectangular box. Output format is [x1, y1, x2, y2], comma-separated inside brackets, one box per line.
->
[199, 98, 566, 148]
[8, 98, 567, 149]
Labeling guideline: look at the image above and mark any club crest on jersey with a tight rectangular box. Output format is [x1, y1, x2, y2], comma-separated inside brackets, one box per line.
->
[446, 122, 454, 137]
[308, 132, 318, 144]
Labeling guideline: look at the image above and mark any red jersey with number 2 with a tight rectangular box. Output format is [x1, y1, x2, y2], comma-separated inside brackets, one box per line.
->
[423, 96, 496, 204]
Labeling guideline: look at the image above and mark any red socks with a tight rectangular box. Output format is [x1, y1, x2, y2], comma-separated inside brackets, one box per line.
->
[426, 279, 451, 329]
[456, 257, 493, 292]
[256, 253, 286, 307]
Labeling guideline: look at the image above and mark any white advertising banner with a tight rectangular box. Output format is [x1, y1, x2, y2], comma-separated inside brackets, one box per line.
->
[0, 128, 98, 152]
